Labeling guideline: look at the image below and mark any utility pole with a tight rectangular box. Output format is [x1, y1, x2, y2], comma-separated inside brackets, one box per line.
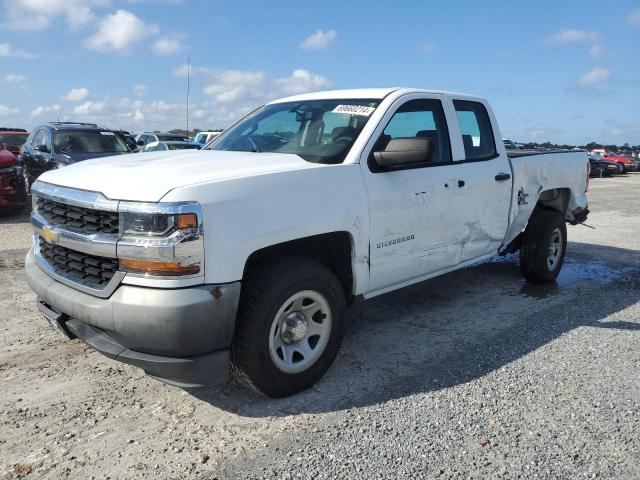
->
[186, 57, 190, 136]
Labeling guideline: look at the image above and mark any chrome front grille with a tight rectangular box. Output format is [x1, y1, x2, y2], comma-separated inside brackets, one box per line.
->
[38, 237, 118, 287]
[36, 198, 119, 235]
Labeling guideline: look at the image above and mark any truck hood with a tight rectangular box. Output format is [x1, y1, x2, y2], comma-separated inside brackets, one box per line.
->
[38, 150, 322, 202]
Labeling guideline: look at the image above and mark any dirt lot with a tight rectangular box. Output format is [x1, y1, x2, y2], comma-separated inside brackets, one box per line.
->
[1, 174, 640, 479]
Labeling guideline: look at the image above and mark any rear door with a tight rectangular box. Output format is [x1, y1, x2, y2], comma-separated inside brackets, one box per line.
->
[447, 98, 512, 263]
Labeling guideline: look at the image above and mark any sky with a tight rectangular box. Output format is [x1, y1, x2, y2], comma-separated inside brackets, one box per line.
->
[0, 0, 639, 145]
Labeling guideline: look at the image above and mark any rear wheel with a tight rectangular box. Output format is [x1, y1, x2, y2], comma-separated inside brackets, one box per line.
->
[519, 208, 567, 284]
[231, 257, 346, 397]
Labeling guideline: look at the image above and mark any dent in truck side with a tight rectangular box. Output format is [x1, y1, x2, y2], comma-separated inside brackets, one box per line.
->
[359, 92, 513, 294]
[503, 153, 589, 247]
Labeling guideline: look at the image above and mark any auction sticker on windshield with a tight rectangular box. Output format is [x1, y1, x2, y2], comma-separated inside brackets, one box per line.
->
[332, 105, 375, 116]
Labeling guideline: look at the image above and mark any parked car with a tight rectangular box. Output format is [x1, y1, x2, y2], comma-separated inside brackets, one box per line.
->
[133, 132, 191, 151]
[113, 130, 138, 152]
[590, 149, 637, 172]
[193, 131, 222, 146]
[0, 149, 27, 212]
[503, 138, 519, 150]
[21, 122, 131, 191]
[0, 127, 29, 156]
[589, 155, 620, 177]
[25, 88, 589, 397]
[143, 141, 201, 152]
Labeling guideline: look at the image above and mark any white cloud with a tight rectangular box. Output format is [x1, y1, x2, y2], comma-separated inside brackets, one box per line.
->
[5, 73, 25, 84]
[31, 104, 61, 117]
[133, 84, 147, 96]
[62, 87, 90, 102]
[17, 67, 331, 132]
[0, 42, 38, 59]
[192, 109, 207, 119]
[545, 28, 600, 45]
[0, 105, 19, 116]
[577, 67, 611, 87]
[274, 69, 331, 95]
[589, 44, 604, 59]
[418, 41, 436, 55]
[2, 0, 108, 31]
[152, 36, 182, 55]
[204, 70, 266, 103]
[74, 100, 105, 115]
[173, 63, 215, 78]
[84, 10, 158, 53]
[132, 108, 144, 122]
[628, 7, 640, 25]
[300, 29, 337, 50]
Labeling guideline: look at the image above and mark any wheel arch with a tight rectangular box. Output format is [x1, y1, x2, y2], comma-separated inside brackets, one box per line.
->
[536, 187, 571, 215]
[242, 231, 356, 304]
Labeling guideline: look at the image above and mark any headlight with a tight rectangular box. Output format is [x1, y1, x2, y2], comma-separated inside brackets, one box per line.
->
[117, 203, 203, 277]
[120, 212, 197, 237]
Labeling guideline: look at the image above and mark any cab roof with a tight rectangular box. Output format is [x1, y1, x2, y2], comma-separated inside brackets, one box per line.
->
[41, 122, 106, 131]
[269, 88, 482, 104]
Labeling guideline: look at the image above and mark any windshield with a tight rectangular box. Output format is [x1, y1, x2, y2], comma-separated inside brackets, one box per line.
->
[168, 143, 199, 150]
[0, 134, 28, 147]
[207, 99, 380, 164]
[53, 131, 129, 154]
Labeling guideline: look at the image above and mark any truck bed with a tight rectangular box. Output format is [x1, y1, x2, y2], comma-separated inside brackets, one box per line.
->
[502, 149, 589, 247]
[507, 149, 586, 159]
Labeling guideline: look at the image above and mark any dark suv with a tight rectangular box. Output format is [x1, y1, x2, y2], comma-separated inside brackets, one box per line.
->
[21, 122, 131, 191]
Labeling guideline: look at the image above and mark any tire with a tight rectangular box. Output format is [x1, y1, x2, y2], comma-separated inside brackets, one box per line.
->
[230, 257, 346, 397]
[519, 208, 567, 284]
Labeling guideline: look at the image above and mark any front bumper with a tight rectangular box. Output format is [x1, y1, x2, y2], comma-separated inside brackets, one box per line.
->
[25, 249, 241, 387]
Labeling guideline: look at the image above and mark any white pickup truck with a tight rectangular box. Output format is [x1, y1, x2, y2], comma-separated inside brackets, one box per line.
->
[25, 88, 589, 397]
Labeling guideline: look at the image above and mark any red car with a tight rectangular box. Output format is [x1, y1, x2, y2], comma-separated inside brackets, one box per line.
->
[0, 128, 28, 156]
[0, 128, 29, 212]
[591, 148, 637, 172]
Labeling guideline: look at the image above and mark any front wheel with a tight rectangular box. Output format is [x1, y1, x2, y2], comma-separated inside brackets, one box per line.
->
[231, 257, 346, 397]
[519, 209, 567, 284]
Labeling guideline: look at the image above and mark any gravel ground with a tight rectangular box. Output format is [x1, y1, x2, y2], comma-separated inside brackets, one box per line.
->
[1, 174, 640, 479]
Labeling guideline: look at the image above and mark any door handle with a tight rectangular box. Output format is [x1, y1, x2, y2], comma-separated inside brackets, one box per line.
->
[445, 180, 466, 188]
[495, 173, 511, 182]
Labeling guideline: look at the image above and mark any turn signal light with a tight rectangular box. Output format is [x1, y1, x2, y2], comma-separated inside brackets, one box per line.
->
[177, 213, 198, 229]
[120, 258, 200, 276]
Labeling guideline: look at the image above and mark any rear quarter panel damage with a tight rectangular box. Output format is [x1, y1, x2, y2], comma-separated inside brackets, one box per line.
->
[503, 152, 589, 246]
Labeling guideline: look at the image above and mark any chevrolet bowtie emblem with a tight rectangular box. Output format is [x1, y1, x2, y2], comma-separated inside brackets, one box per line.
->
[41, 226, 59, 244]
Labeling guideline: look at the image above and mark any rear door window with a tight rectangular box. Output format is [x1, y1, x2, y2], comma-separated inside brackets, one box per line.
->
[453, 100, 497, 160]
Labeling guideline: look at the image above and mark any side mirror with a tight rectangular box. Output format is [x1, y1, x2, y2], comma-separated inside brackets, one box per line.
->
[35, 144, 49, 153]
[136, 140, 145, 146]
[127, 142, 137, 150]
[373, 138, 433, 168]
